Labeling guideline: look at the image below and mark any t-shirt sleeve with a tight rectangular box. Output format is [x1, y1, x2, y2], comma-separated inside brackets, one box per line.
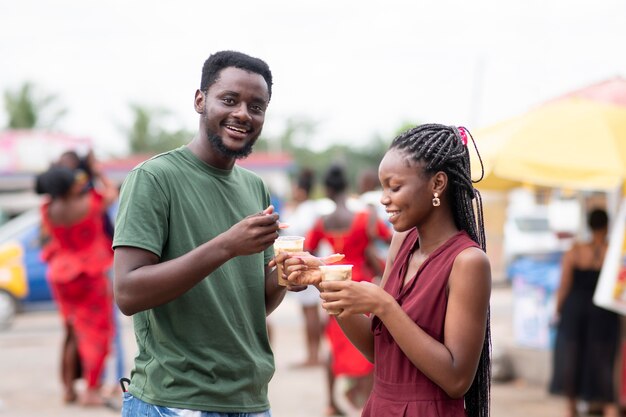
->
[112, 168, 169, 257]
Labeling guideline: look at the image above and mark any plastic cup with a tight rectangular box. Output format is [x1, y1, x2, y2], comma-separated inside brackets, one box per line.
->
[319, 264, 353, 315]
[274, 236, 305, 286]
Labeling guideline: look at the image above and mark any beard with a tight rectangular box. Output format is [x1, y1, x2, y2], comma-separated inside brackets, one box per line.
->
[207, 131, 256, 160]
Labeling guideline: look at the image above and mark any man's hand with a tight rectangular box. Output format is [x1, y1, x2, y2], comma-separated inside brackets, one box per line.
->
[283, 252, 345, 286]
[223, 205, 279, 257]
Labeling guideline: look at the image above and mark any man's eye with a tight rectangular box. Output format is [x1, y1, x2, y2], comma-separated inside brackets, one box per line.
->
[222, 98, 235, 105]
[250, 105, 265, 114]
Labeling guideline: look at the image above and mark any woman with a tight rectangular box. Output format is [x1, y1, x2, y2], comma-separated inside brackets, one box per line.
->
[36, 164, 118, 406]
[550, 208, 620, 417]
[281, 168, 326, 368]
[286, 124, 491, 417]
[305, 164, 392, 415]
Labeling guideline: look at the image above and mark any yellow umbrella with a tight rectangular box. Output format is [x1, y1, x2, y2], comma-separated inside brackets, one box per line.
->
[471, 98, 626, 191]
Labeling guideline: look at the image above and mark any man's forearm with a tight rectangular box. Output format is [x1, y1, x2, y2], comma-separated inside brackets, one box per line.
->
[265, 266, 287, 315]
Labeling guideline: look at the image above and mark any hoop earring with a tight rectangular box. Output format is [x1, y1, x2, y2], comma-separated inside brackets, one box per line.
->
[432, 192, 441, 207]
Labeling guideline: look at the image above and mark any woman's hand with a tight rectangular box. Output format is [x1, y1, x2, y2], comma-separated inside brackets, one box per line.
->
[268, 252, 308, 292]
[319, 280, 393, 318]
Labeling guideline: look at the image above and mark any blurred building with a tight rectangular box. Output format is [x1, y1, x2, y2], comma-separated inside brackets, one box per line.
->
[0, 130, 93, 216]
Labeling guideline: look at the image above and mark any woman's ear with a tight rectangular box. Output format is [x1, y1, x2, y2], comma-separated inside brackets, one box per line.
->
[432, 171, 448, 196]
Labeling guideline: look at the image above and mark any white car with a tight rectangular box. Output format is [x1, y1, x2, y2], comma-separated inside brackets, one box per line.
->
[503, 209, 562, 266]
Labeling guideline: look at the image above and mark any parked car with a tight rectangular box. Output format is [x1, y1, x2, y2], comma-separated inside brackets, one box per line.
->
[0, 242, 28, 329]
[0, 209, 53, 329]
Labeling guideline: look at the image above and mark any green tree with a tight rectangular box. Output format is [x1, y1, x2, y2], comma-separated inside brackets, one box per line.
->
[258, 116, 391, 194]
[3, 82, 67, 129]
[280, 120, 419, 194]
[125, 104, 192, 154]
[255, 116, 317, 154]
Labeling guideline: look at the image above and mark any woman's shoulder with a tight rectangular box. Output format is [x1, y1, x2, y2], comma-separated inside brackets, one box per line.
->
[453, 245, 490, 269]
[565, 241, 589, 257]
[87, 188, 107, 212]
[450, 246, 491, 291]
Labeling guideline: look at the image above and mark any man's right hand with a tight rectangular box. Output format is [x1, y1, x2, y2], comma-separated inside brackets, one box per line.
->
[283, 252, 346, 286]
[223, 206, 280, 257]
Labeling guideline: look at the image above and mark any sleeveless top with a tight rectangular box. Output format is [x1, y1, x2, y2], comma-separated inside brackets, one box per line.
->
[41, 190, 113, 283]
[307, 210, 390, 283]
[307, 210, 387, 377]
[363, 228, 478, 417]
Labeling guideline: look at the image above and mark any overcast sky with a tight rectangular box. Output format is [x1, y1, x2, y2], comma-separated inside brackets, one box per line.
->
[2, 0, 625, 156]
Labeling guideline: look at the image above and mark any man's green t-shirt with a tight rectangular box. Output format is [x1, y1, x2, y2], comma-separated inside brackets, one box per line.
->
[113, 146, 275, 412]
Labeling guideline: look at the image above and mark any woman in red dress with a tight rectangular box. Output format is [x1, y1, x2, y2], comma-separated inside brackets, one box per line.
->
[305, 164, 391, 416]
[287, 125, 491, 417]
[36, 165, 118, 406]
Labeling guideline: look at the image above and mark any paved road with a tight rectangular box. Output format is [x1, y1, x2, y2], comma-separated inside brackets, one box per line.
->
[0, 286, 564, 417]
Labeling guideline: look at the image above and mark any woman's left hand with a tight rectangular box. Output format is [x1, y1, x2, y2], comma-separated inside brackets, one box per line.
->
[319, 280, 392, 318]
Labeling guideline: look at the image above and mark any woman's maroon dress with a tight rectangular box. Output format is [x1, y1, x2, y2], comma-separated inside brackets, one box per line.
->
[363, 228, 478, 417]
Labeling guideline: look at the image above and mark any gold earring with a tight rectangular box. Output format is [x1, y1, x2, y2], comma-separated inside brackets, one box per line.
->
[432, 192, 441, 207]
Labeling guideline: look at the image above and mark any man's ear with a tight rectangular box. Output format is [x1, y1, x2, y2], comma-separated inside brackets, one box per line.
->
[194, 89, 205, 114]
[432, 171, 448, 196]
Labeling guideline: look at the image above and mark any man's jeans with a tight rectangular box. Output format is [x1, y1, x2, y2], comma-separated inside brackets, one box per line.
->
[122, 392, 273, 417]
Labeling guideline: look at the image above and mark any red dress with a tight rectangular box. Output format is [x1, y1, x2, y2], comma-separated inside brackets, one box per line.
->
[363, 229, 477, 417]
[306, 211, 391, 377]
[41, 190, 114, 389]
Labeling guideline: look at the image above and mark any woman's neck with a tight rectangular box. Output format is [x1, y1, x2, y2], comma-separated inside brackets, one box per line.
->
[332, 192, 347, 206]
[416, 221, 459, 256]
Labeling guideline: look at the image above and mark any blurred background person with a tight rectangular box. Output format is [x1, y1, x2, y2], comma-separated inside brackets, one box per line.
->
[356, 167, 386, 222]
[356, 167, 392, 285]
[35, 164, 118, 407]
[550, 208, 621, 417]
[281, 168, 326, 368]
[305, 164, 392, 416]
[55, 149, 125, 396]
[56, 149, 115, 238]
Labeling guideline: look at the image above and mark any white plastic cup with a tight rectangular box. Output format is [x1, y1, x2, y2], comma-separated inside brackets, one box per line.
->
[319, 264, 353, 315]
[273, 236, 305, 286]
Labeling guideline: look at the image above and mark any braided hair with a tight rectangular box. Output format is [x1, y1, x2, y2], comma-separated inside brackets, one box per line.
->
[389, 123, 490, 417]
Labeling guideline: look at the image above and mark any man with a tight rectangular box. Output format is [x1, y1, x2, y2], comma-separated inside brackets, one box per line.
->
[113, 51, 287, 416]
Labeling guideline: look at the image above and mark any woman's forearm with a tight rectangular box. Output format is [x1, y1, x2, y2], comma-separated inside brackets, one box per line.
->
[335, 313, 375, 362]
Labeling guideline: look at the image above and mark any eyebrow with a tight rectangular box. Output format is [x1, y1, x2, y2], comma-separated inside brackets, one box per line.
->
[219, 90, 268, 104]
[379, 173, 397, 184]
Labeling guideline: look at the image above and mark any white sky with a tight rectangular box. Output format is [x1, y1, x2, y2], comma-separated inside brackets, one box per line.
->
[2, 0, 626, 156]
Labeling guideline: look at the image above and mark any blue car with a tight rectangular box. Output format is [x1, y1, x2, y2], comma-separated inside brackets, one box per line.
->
[17, 215, 52, 302]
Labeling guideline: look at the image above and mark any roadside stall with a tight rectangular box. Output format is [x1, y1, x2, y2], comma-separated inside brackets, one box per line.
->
[471, 80, 626, 389]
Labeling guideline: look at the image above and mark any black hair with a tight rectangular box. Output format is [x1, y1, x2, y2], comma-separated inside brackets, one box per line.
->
[588, 208, 608, 231]
[296, 168, 315, 196]
[58, 150, 81, 168]
[34, 166, 77, 199]
[323, 164, 348, 194]
[358, 167, 380, 193]
[57, 150, 93, 179]
[389, 123, 490, 417]
[200, 50, 273, 100]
